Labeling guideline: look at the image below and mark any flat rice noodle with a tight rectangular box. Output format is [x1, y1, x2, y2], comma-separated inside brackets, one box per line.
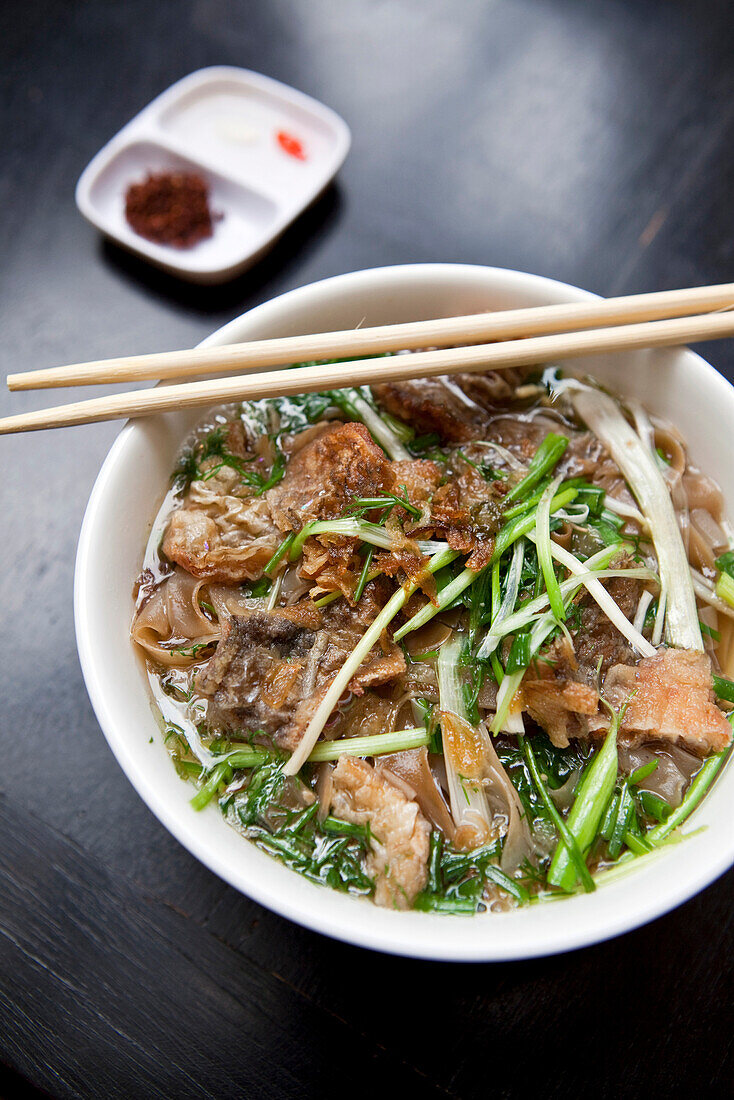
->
[377, 748, 456, 839]
[682, 468, 725, 521]
[131, 568, 221, 666]
[619, 743, 700, 809]
[653, 426, 686, 477]
[481, 723, 535, 873]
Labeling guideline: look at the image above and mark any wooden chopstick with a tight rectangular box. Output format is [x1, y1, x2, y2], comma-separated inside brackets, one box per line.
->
[7, 282, 734, 391]
[2, 309, 734, 436]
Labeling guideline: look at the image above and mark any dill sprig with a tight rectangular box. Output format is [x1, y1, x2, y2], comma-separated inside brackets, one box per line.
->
[174, 425, 286, 496]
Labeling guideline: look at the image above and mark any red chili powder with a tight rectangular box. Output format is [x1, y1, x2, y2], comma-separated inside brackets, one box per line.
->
[124, 171, 217, 248]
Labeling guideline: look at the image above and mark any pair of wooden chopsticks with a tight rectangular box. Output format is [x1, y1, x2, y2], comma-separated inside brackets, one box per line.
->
[3, 282, 734, 435]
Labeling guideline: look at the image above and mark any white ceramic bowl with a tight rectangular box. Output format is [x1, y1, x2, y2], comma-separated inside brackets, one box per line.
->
[75, 264, 734, 960]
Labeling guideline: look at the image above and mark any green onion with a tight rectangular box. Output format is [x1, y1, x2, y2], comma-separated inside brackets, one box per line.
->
[413, 893, 478, 914]
[492, 487, 579, 562]
[520, 735, 595, 893]
[313, 590, 341, 608]
[478, 544, 621, 658]
[715, 551, 734, 579]
[283, 549, 459, 775]
[627, 760, 658, 785]
[490, 668, 523, 734]
[504, 433, 569, 504]
[713, 674, 734, 704]
[715, 572, 734, 610]
[330, 386, 411, 460]
[289, 518, 446, 561]
[547, 714, 620, 891]
[380, 411, 415, 444]
[190, 761, 231, 811]
[646, 748, 730, 844]
[393, 564, 483, 641]
[354, 546, 375, 602]
[483, 865, 530, 903]
[501, 482, 552, 521]
[638, 790, 672, 823]
[600, 791, 620, 840]
[490, 653, 505, 687]
[505, 632, 531, 674]
[427, 830, 443, 892]
[607, 784, 634, 859]
[490, 559, 502, 621]
[313, 568, 382, 608]
[248, 577, 272, 598]
[573, 483, 606, 515]
[437, 634, 493, 837]
[192, 727, 432, 807]
[263, 533, 295, 576]
[624, 831, 653, 856]
[535, 478, 566, 621]
[397, 488, 578, 644]
[308, 727, 429, 761]
[349, 491, 422, 520]
[572, 387, 702, 651]
[528, 533, 656, 657]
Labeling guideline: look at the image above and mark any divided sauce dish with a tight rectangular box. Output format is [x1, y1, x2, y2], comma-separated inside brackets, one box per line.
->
[75, 67, 351, 282]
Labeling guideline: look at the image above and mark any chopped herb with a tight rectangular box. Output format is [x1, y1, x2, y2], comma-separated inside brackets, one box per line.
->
[715, 551, 734, 579]
[409, 432, 443, 456]
[247, 577, 272, 598]
[354, 545, 375, 602]
[172, 641, 212, 659]
[455, 449, 504, 481]
[348, 487, 422, 520]
[413, 834, 524, 913]
[174, 424, 286, 495]
[227, 759, 374, 895]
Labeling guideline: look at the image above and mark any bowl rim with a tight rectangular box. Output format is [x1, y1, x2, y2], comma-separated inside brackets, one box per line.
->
[75, 262, 734, 960]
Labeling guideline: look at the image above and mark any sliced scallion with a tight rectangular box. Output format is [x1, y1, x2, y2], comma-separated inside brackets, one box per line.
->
[547, 711, 620, 891]
[504, 432, 569, 504]
[282, 548, 459, 775]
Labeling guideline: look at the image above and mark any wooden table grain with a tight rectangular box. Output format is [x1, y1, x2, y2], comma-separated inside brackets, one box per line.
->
[1, 2, 732, 1096]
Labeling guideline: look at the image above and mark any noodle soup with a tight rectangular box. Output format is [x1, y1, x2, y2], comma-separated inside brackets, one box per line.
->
[132, 366, 733, 913]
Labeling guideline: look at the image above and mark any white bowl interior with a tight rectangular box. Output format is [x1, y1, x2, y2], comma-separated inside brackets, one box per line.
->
[75, 264, 734, 960]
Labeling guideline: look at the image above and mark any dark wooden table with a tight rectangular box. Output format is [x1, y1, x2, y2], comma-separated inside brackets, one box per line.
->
[2, 2, 733, 1096]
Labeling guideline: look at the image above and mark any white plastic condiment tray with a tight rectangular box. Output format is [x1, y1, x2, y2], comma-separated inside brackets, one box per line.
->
[75, 67, 351, 283]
